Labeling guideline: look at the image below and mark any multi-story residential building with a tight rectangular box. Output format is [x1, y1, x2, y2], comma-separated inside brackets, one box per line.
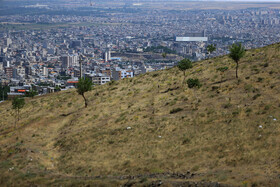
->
[111, 68, 134, 80]
[85, 73, 111, 85]
[4, 67, 13, 79]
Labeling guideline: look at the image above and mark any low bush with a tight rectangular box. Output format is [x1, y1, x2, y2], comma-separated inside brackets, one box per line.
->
[187, 78, 202, 88]
[170, 108, 183, 114]
[223, 103, 232, 109]
[253, 93, 261, 100]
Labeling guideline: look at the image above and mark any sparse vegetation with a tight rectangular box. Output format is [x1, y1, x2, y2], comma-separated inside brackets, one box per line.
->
[216, 66, 229, 85]
[0, 43, 279, 186]
[252, 93, 261, 100]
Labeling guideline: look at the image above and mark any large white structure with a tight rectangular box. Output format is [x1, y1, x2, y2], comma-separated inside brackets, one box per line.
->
[176, 30, 208, 42]
[176, 37, 208, 42]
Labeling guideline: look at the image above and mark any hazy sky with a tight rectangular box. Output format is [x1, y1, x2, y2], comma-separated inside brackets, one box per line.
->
[2, 0, 280, 1]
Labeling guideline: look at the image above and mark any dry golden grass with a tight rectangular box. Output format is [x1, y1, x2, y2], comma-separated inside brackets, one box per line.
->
[0, 44, 280, 186]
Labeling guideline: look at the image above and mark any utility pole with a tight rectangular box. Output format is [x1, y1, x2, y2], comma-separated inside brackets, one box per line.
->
[79, 54, 83, 79]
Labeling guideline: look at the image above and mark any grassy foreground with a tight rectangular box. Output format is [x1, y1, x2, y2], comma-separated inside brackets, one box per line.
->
[0, 44, 279, 186]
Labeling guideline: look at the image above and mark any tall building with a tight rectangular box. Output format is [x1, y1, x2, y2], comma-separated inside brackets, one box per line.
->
[103, 49, 111, 62]
[61, 55, 79, 68]
[4, 61, 10, 68]
[5, 38, 12, 47]
[61, 55, 70, 69]
[108, 50, 111, 60]
[43, 67, 48, 77]
[103, 51, 108, 62]
[69, 54, 79, 67]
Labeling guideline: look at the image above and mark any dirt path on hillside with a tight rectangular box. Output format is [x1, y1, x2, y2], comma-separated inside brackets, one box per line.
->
[6, 115, 231, 186]
[16, 115, 71, 172]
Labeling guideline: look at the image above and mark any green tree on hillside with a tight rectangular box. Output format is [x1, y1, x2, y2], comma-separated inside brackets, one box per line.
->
[77, 77, 93, 108]
[229, 43, 246, 79]
[177, 58, 193, 85]
[207, 44, 216, 58]
[12, 97, 25, 125]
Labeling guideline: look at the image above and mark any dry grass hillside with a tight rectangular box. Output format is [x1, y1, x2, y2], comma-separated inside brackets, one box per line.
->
[0, 44, 280, 186]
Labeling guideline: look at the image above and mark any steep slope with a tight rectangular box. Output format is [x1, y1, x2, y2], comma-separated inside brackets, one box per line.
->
[0, 44, 279, 186]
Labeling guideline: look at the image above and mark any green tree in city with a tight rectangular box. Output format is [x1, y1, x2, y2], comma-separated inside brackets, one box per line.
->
[0, 84, 10, 101]
[77, 77, 93, 108]
[12, 97, 25, 125]
[177, 58, 193, 85]
[162, 52, 167, 58]
[25, 89, 38, 98]
[229, 43, 246, 79]
[207, 44, 216, 58]
[55, 85, 61, 92]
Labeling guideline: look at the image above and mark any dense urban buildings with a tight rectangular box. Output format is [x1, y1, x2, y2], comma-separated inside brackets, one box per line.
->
[1, 1, 280, 98]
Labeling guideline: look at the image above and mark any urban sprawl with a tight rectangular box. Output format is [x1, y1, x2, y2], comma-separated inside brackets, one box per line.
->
[1, 5, 280, 99]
